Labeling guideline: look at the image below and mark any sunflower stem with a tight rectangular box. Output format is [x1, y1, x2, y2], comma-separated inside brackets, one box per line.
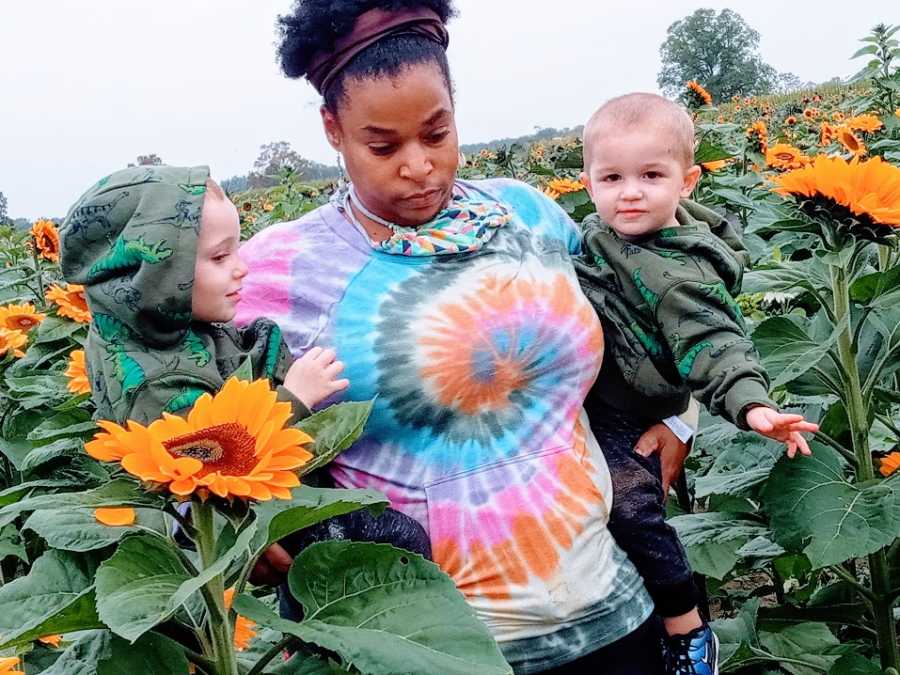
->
[30, 246, 46, 310]
[830, 262, 900, 671]
[193, 499, 240, 675]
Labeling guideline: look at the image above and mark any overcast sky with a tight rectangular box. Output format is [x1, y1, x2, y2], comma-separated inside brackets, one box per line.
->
[2, 1, 896, 219]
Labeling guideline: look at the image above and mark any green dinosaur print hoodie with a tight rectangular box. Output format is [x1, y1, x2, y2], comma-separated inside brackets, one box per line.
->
[575, 201, 777, 429]
[59, 165, 306, 425]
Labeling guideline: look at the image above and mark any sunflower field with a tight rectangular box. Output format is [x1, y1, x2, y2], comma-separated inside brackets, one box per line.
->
[2, 22, 900, 675]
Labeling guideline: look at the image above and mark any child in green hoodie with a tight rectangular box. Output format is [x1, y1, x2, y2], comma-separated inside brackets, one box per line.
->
[59, 165, 346, 425]
[60, 164, 432, 597]
[574, 94, 819, 675]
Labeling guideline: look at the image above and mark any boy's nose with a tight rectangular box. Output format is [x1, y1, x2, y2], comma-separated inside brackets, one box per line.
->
[234, 262, 248, 279]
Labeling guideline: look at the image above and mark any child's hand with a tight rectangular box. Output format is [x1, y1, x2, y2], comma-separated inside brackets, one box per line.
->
[745, 406, 819, 458]
[283, 346, 350, 410]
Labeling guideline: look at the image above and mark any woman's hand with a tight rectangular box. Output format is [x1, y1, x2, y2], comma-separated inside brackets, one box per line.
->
[283, 346, 350, 409]
[745, 406, 818, 458]
[249, 543, 293, 586]
[634, 423, 691, 498]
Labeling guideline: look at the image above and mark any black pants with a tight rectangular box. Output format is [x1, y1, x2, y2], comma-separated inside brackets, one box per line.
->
[538, 617, 665, 674]
[590, 407, 699, 618]
[277, 507, 433, 621]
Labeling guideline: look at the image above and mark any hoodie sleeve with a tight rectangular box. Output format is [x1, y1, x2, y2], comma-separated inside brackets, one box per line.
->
[655, 278, 777, 429]
[126, 373, 220, 425]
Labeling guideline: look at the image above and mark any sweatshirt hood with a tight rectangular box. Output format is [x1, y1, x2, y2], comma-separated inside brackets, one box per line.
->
[59, 165, 210, 348]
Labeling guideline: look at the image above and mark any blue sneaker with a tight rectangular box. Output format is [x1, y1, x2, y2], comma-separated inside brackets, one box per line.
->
[663, 623, 719, 675]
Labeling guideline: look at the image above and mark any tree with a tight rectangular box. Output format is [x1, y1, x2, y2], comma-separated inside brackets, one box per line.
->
[0, 191, 8, 225]
[249, 141, 338, 188]
[657, 9, 777, 103]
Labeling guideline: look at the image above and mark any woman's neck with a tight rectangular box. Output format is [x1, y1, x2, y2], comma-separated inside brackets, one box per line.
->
[348, 200, 393, 243]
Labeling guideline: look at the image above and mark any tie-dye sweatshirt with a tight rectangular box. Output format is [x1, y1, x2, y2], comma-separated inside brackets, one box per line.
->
[236, 178, 653, 672]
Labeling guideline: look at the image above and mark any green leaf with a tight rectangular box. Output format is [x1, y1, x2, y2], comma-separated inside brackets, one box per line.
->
[251, 485, 388, 558]
[235, 541, 512, 675]
[20, 438, 82, 472]
[0, 550, 103, 649]
[33, 316, 86, 345]
[295, 400, 374, 475]
[694, 431, 782, 498]
[94, 534, 192, 642]
[752, 317, 835, 389]
[40, 630, 190, 675]
[762, 444, 900, 568]
[0, 478, 164, 523]
[758, 622, 842, 675]
[268, 653, 354, 675]
[27, 410, 96, 442]
[828, 654, 882, 674]
[0, 523, 27, 563]
[851, 44, 879, 59]
[669, 512, 769, 547]
[712, 598, 761, 669]
[24, 507, 165, 552]
[694, 137, 734, 164]
[685, 540, 741, 580]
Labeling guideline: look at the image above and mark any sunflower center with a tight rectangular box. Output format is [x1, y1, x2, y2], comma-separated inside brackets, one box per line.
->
[163, 422, 258, 476]
[14, 317, 38, 329]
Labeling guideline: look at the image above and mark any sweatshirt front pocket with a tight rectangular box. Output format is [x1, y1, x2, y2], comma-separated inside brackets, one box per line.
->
[424, 438, 615, 638]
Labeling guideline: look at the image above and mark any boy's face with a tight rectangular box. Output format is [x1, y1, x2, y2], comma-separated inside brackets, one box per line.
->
[580, 125, 701, 239]
[192, 194, 247, 323]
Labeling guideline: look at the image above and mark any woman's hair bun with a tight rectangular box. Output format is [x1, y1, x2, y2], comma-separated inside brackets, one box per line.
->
[277, 0, 455, 80]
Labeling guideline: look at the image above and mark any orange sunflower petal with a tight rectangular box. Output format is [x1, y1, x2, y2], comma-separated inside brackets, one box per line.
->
[65, 349, 91, 394]
[94, 507, 136, 526]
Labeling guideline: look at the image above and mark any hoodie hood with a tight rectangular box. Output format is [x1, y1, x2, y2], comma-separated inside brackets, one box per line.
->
[60, 165, 209, 347]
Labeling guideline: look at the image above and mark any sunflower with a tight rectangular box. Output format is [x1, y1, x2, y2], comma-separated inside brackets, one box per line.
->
[685, 80, 713, 106]
[65, 349, 91, 394]
[85, 377, 314, 500]
[772, 155, 900, 236]
[819, 122, 837, 146]
[544, 178, 585, 201]
[785, 115, 797, 125]
[896, 109, 900, 119]
[765, 143, 810, 170]
[45, 284, 91, 323]
[803, 108, 818, 120]
[832, 111, 845, 122]
[0, 657, 23, 675]
[701, 159, 731, 172]
[31, 219, 61, 263]
[0, 328, 27, 359]
[880, 452, 900, 477]
[224, 588, 257, 651]
[746, 121, 768, 152]
[0, 303, 45, 332]
[845, 114, 883, 133]
[836, 126, 866, 156]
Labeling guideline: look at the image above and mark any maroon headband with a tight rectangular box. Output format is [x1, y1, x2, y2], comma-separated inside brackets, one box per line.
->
[307, 7, 449, 95]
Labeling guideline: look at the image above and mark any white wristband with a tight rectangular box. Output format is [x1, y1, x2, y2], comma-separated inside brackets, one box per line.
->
[662, 415, 694, 444]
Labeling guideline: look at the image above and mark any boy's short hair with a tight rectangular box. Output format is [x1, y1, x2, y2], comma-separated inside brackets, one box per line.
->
[583, 93, 696, 169]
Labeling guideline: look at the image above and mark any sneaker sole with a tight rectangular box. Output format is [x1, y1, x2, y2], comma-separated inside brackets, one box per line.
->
[711, 631, 720, 675]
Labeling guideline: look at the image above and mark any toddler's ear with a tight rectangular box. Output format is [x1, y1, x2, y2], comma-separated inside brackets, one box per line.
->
[579, 171, 592, 198]
[680, 165, 702, 197]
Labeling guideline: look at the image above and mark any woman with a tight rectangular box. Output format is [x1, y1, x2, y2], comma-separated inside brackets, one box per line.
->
[238, 1, 690, 672]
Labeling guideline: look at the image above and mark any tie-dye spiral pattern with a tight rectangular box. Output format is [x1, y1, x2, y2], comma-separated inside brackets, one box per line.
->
[237, 179, 652, 665]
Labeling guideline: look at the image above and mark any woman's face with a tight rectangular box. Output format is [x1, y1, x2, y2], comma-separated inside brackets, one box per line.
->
[322, 62, 459, 227]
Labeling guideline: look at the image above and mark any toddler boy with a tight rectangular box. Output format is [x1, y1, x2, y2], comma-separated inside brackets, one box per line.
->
[59, 165, 346, 425]
[575, 94, 818, 675]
